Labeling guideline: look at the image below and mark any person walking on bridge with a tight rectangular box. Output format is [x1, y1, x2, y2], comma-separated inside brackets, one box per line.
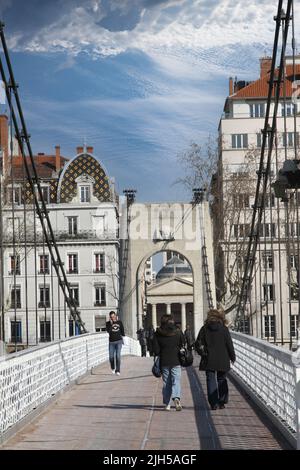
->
[136, 327, 147, 357]
[195, 309, 236, 410]
[106, 311, 125, 375]
[153, 314, 185, 411]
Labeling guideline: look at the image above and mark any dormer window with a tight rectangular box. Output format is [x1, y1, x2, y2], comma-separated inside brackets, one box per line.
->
[75, 174, 95, 203]
[80, 185, 90, 203]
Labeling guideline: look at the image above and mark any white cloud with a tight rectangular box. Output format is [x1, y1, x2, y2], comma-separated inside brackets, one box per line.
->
[6, 0, 295, 66]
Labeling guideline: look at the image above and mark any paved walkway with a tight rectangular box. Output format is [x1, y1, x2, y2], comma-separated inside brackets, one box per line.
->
[1, 356, 291, 450]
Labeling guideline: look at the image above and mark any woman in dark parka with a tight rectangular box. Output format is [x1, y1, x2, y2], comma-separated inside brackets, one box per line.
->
[196, 309, 236, 410]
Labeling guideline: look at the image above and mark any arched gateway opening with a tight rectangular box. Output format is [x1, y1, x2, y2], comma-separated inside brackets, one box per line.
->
[141, 250, 194, 335]
[119, 201, 216, 338]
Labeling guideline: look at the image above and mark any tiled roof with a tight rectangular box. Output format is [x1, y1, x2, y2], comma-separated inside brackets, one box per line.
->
[231, 64, 300, 99]
[3, 155, 68, 180]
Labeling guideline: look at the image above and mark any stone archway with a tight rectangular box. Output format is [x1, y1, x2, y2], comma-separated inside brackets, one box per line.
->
[119, 201, 216, 338]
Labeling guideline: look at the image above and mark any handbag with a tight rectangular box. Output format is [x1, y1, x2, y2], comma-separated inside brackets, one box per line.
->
[178, 347, 194, 367]
[152, 356, 162, 378]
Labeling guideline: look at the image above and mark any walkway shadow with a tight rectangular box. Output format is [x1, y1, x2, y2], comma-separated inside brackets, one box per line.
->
[79, 374, 152, 385]
[74, 404, 166, 411]
[186, 365, 222, 450]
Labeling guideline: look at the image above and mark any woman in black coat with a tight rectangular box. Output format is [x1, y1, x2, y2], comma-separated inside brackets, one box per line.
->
[195, 309, 236, 410]
[152, 314, 185, 411]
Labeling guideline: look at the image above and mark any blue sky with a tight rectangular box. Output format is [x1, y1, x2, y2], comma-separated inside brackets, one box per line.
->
[0, 0, 296, 201]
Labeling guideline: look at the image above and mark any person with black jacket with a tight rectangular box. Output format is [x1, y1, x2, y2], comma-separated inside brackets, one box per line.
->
[195, 309, 236, 410]
[136, 328, 147, 357]
[106, 311, 125, 375]
[153, 314, 185, 411]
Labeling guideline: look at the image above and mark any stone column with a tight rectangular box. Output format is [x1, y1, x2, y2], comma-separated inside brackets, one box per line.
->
[181, 303, 186, 332]
[152, 304, 157, 330]
[166, 303, 171, 315]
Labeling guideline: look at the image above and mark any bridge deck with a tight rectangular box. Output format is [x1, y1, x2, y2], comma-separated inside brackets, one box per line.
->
[1, 356, 291, 450]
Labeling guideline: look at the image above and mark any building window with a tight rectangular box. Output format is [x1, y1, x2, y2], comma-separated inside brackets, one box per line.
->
[239, 318, 250, 334]
[11, 286, 21, 309]
[264, 315, 275, 338]
[233, 223, 250, 239]
[40, 320, 51, 342]
[263, 284, 275, 302]
[39, 286, 50, 308]
[290, 315, 299, 337]
[290, 285, 298, 301]
[95, 315, 106, 332]
[69, 320, 75, 337]
[282, 132, 299, 148]
[68, 254, 78, 274]
[94, 284, 106, 306]
[232, 194, 250, 209]
[39, 254, 49, 274]
[256, 133, 269, 148]
[8, 186, 22, 205]
[250, 103, 265, 118]
[290, 255, 299, 269]
[80, 186, 90, 203]
[262, 251, 273, 270]
[286, 222, 300, 238]
[11, 320, 22, 343]
[68, 217, 78, 235]
[231, 134, 248, 149]
[69, 284, 79, 306]
[281, 102, 297, 117]
[9, 255, 21, 275]
[94, 253, 105, 273]
[259, 223, 276, 238]
[40, 186, 50, 204]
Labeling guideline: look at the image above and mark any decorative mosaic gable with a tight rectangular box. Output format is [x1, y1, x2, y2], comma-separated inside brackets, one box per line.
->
[58, 154, 111, 203]
[22, 179, 58, 204]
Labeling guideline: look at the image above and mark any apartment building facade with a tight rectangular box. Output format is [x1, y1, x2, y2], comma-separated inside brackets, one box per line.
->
[0, 115, 119, 347]
[217, 56, 300, 347]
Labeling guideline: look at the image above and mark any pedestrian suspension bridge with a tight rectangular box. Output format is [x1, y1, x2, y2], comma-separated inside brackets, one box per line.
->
[0, 0, 300, 451]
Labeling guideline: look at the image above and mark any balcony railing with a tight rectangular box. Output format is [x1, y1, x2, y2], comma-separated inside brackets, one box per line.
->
[3, 229, 118, 243]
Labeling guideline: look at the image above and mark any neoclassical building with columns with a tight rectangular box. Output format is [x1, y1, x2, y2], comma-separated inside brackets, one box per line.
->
[145, 254, 194, 333]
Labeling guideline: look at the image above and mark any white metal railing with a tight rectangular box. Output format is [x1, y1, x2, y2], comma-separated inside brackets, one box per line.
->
[0, 333, 141, 436]
[231, 331, 300, 449]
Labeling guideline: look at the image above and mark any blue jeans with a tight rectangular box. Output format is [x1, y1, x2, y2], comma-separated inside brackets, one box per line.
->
[109, 340, 123, 373]
[162, 366, 181, 405]
[205, 370, 228, 407]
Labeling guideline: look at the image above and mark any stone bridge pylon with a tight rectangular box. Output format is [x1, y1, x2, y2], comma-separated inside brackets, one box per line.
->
[118, 197, 216, 338]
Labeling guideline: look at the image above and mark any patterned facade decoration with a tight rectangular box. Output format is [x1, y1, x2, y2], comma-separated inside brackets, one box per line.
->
[58, 153, 112, 203]
[22, 179, 58, 204]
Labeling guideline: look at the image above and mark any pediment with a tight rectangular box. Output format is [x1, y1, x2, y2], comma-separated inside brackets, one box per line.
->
[147, 276, 193, 296]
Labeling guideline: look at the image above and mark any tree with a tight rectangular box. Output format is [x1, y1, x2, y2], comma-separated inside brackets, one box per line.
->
[174, 136, 219, 192]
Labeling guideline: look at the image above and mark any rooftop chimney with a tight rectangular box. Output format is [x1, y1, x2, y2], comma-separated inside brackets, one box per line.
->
[229, 77, 233, 96]
[260, 57, 272, 78]
[55, 145, 60, 172]
[86, 146, 93, 154]
[0, 115, 8, 176]
[76, 146, 84, 154]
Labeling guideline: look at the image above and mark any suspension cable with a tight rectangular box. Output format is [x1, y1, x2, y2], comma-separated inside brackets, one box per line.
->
[236, 0, 293, 328]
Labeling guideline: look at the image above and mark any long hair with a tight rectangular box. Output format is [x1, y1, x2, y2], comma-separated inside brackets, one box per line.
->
[205, 308, 227, 326]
